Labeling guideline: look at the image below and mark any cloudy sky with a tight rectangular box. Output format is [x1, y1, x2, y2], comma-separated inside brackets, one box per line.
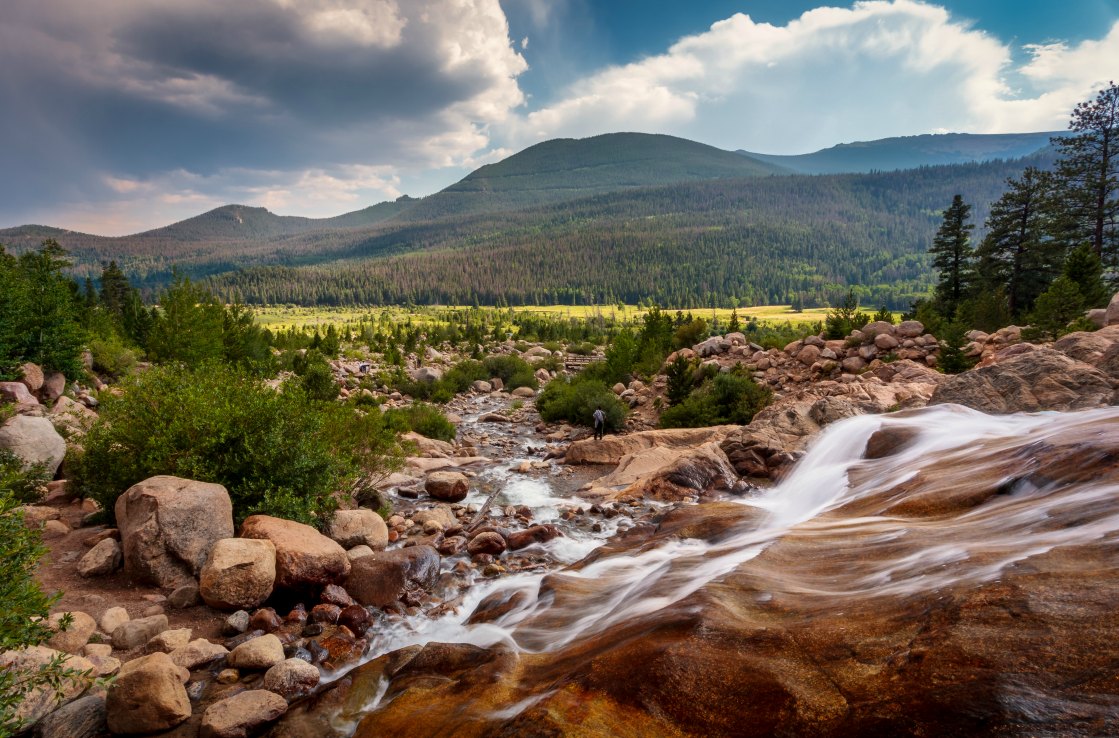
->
[2, 0, 1117, 235]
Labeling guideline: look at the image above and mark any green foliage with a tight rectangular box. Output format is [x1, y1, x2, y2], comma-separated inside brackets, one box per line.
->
[672, 318, 708, 350]
[483, 355, 537, 390]
[384, 403, 457, 443]
[1025, 276, 1086, 341]
[71, 362, 399, 527]
[665, 355, 701, 407]
[536, 378, 628, 431]
[88, 336, 138, 378]
[1063, 243, 1109, 308]
[930, 194, 976, 317]
[936, 322, 976, 374]
[825, 290, 871, 339]
[957, 289, 1012, 334]
[871, 307, 895, 324]
[659, 370, 772, 428]
[299, 360, 339, 402]
[0, 450, 49, 504]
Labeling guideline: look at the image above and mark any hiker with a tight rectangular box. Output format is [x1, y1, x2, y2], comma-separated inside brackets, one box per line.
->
[593, 406, 605, 441]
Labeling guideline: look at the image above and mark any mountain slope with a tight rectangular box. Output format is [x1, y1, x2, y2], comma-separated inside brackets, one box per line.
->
[740, 131, 1063, 174]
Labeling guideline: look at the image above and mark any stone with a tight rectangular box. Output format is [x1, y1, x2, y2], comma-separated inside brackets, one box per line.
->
[840, 356, 866, 374]
[874, 333, 900, 351]
[105, 652, 191, 735]
[147, 628, 192, 653]
[200, 538, 277, 610]
[411, 505, 458, 531]
[401, 431, 455, 457]
[860, 320, 895, 339]
[0, 647, 93, 730]
[311, 604, 341, 624]
[796, 345, 821, 366]
[40, 371, 66, 403]
[240, 515, 350, 591]
[506, 525, 562, 550]
[19, 362, 44, 393]
[227, 633, 286, 670]
[47, 611, 97, 654]
[170, 638, 230, 670]
[471, 380, 493, 393]
[0, 414, 66, 476]
[338, 605, 373, 635]
[77, 538, 122, 577]
[168, 583, 201, 609]
[347, 545, 375, 561]
[49, 395, 97, 436]
[224, 610, 251, 635]
[425, 471, 469, 502]
[511, 386, 536, 398]
[1106, 292, 1119, 326]
[249, 608, 283, 633]
[321, 583, 356, 608]
[42, 519, 69, 538]
[263, 658, 320, 700]
[895, 320, 925, 338]
[468, 531, 507, 556]
[115, 475, 234, 588]
[411, 367, 443, 384]
[99, 607, 129, 635]
[345, 545, 442, 608]
[200, 690, 288, 738]
[566, 426, 740, 466]
[0, 381, 39, 406]
[327, 509, 389, 550]
[1087, 308, 1108, 328]
[37, 693, 105, 738]
[112, 614, 168, 651]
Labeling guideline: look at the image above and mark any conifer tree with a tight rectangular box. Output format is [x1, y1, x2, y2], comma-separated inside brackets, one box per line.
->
[930, 195, 976, 317]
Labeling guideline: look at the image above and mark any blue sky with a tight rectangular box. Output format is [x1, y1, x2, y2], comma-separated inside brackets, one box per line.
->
[1, 0, 1117, 234]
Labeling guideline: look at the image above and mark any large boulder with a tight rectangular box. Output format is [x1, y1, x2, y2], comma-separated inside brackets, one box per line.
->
[105, 652, 191, 735]
[201, 690, 288, 738]
[0, 646, 94, 729]
[326, 509, 389, 550]
[115, 476, 234, 587]
[929, 348, 1115, 413]
[586, 443, 739, 502]
[411, 367, 443, 384]
[0, 415, 65, 476]
[1106, 292, 1119, 326]
[199, 538, 277, 610]
[18, 362, 44, 393]
[566, 426, 740, 466]
[345, 545, 441, 607]
[37, 693, 106, 738]
[0, 381, 39, 406]
[240, 515, 350, 590]
[425, 471, 469, 502]
[40, 372, 66, 403]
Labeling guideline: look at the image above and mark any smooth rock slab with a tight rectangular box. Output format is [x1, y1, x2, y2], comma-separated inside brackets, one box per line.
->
[201, 689, 287, 738]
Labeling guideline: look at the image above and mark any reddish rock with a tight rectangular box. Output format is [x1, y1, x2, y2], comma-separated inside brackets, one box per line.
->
[505, 525, 562, 551]
[241, 515, 350, 590]
[345, 545, 441, 608]
[467, 531, 507, 557]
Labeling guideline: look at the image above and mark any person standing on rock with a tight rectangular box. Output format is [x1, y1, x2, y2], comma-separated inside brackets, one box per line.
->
[593, 407, 605, 441]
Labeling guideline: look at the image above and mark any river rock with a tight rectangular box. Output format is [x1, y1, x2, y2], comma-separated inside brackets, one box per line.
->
[402, 431, 455, 457]
[77, 538, 122, 577]
[327, 509, 389, 550]
[37, 693, 106, 738]
[201, 689, 288, 738]
[115, 475, 234, 587]
[587, 442, 739, 502]
[227, 633, 285, 670]
[0, 414, 66, 476]
[105, 652, 190, 735]
[467, 531, 507, 556]
[511, 386, 537, 398]
[472, 380, 493, 393]
[411, 505, 458, 531]
[566, 426, 740, 466]
[506, 525, 562, 550]
[345, 545, 441, 607]
[339, 604, 374, 635]
[929, 348, 1114, 413]
[47, 611, 97, 654]
[168, 582, 201, 609]
[241, 515, 350, 590]
[200, 538, 277, 610]
[0, 381, 38, 406]
[40, 372, 65, 403]
[412, 367, 442, 384]
[425, 471, 469, 502]
[0, 647, 93, 729]
[263, 658, 320, 700]
[146, 628, 192, 654]
[112, 614, 168, 651]
[170, 638, 230, 670]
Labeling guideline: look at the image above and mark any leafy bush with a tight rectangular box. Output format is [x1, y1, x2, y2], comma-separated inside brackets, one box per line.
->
[659, 370, 772, 428]
[825, 290, 871, 340]
[70, 362, 400, 527]
[89, 336, 138, 378]
[0, 451, 48, 504]
[441, 360, 489, 393]
[484, 355, 538, 390]
[384, 402, 457, 443]
[537, 378, 627, 431]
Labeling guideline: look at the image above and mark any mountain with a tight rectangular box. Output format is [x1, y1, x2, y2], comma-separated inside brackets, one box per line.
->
[739, 131, 1064, 175]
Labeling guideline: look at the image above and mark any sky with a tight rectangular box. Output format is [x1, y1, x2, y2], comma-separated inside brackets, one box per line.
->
[1, 0, 1117, 235]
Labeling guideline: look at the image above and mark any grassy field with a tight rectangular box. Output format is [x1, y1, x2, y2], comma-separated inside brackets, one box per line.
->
[252, 304, 839, 332]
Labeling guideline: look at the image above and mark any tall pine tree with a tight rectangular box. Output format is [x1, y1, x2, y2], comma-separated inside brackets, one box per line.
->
[930, 194, 975, 318]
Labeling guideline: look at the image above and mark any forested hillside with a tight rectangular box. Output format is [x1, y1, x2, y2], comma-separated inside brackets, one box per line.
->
[207, 157, 1041, 309]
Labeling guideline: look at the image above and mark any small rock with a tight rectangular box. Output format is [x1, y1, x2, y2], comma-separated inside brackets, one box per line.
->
[168, 583, 201, 609]
[216, 668, 240, 684]
[147, 628, 192, 654]
[310, 604, 341, 624]
[200, 689, 287, 738]
[425, 471, 469, 502]
[47, 611, 97, 654]
[227, 633, 285, 670]
[320, 583, 356, 608]
[338, 605, 373, 635]
[326, 508, 389, 551]
[99, 607, 129, 635]
[112, 614, 169, 651]
[224, 610, 250, 635]
[249, 608, 283, 633]
[262, 658, 320, 700]
[467, 531, 507, 557]
[170, 639, 229, 670]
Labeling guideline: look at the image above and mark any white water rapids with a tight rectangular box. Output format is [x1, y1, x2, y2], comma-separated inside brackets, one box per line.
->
[345, 403, 1119, 718]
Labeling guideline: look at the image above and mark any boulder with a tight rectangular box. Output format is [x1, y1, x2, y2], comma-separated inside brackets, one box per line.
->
[228, 634, 286, 670]
[37, 693, 106, 738]
[105, 652, 190, 735]
[860, 320, 895, 339]
[895, 320, 925, 338]
[240, 515, 350, 591]
[402, 431, 455, 457]
[425, 471, 469, 502]
[345, 545, 441, 607]
[594, 442, 739, 502]
[201, 690, 288, 738]
[168, 583, 201, 609]
[112, 614, 168, 651]
[511, 386, 536, 398]
[77, 538, 121, 577]
[47, 611, 98, 654]
[471, 380, 493, 393]
[412, 367, 443, 384]
[796, 345, 821, 366]
[0, 415, 65, 476]
[0, 647, 94, 730]
[199, 538, 277, 610]
[0, 381, 39, 406]
[929, 348, 1114, 413]
[411, 505, 458, 531]
[467, 531, 507, 556]
[115, 475, 234, 588]
[1053, 330, 1116, 365]
[327, 509, 389, 550]
[169, 638, 229, 670]
[49, 395, 97, 437]
[506, 525, 562, 550]
[1106, 292, 1119, 326]
[40, 372, 66, 403]
[99, 607, 129, 635]
[263, 658, 321, 700]
[19, 362, 44, 393]
[146, 628, 192, 654]
[874, 333, 900, 351]
[566, 426, 740, 466]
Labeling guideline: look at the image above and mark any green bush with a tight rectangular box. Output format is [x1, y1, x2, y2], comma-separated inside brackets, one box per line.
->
[89, 336, 138, 378]
[299, 360, 339, 402]
[484, 355, 538, 390]
[70, 362, 400, 527]
[441, 360, 489, 393]
[659, 370, 772, 428]
[384, 402, 457, 443]
[537, 378, 627, 431]
[0, 451, 48, 504]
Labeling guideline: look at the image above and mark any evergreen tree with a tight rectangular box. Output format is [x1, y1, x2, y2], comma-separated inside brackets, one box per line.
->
[1028, 276, 1085, 341]
[14, 241, 86, 377]
[146, 274, 226, 366]
[1062, 243, 1109, 308]
[1052, 82, 1119, 266]
[930, 195, 976, 318]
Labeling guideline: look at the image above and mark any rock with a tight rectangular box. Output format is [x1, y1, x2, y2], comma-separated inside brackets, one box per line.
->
[345, 545, 441, 607]
[77, 538, 122, 577]
[40, 372, 66, 403]
[42, 519, 69, 538]
[338, 605, 373, 635]
[241, 515, 350, 591]
[511, 386, 536, 398]
[47, 611, 97, 654]
[1106, 292, 1119, 326]
[796, 344, 821, 366]
[695, 337, 731, 357]
[0, 381, 39, 406]
[224, 610, 250, 635]
[401, 431, 455, 457]
[411, 505, 458, 531]
[49, 395, 97, 436]
[895, 320, 925, 338]
[425, 471, 469, 502]
[227, 633, 286, 670]
[411, 367, 443, 384]
[249, 608, 283, 633]
[479, 411, 514, 422]
[168, 583, 201, 609]
[105, 652, 191, 735]
[612, 382, 626, 395]
[99, 607, 129, 635]
[311, 604, 341, 624]
[840, 356, 866, 374]
[147, 628, 192, 654]
[874, 333, 900, 351]
[0, 647, 93, 730]
[0, 414, 66, 476]
[37, 693, 106, 738]
[112, 614, 168, 650]
[467, 531, 507, 556]
[19, 362, 44, 393]
[1087, 308, 1108, 328]
[1053, 330, 1116, 365]
[437, 535, 468, 555]
[471, 380, 493, 393]
[200, 689, 288, 738]
[169, 638, 229, 670]
[263, 658, 320, 700]
[327, 509, 389, 550]
[115, 475, 234, 588]
[860, 320, 895, 339]
[566, 426, 740, 466]
[347, 545, 375, 561]
[200, 538, 277, 610]
[506, 525, 562, 550]
[929, 348, 1114, 413]
[864, 426, 920, 459]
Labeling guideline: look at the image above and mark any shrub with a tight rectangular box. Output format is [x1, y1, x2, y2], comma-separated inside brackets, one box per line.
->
[659, 371, 772, 429]
[441, 360, 489, 393]
[70, 362, 400, 527]
[537, 378, 627, 431]
[936, 321, 975, 375]
[0, 451, 48, 504]
[384, 403, 457, 443]
[825, 290, 871, 339]
[89, 336, 138, 378]
[484, 355, 538, 390]
[299, 360, 339, 402]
